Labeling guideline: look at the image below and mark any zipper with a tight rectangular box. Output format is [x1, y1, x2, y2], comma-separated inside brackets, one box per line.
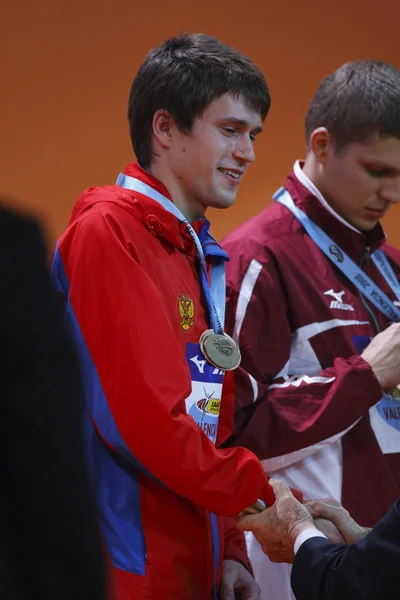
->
[358, 246, 381, 334]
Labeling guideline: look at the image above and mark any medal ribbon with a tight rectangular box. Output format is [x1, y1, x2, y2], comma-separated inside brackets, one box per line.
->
[274, 187, 400, 322]
[117, 173, 226, 334]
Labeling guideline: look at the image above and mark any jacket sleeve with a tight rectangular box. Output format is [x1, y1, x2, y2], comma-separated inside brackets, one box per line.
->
[291, 499, 400, 600]
[54, 209, 276, 515]
[224, 249, 382, 465]
[222, 516, 252, 571]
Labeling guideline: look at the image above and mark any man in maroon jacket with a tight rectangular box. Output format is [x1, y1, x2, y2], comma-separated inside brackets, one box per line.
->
[223, 59, 400, 599]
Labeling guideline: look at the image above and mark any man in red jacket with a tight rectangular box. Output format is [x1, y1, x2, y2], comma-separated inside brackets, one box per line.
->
[223, 59, 400, 599]
[51, 33, 283, 600]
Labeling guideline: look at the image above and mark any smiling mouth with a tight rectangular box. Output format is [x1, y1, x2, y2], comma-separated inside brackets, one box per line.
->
[217, 167, 243, 181]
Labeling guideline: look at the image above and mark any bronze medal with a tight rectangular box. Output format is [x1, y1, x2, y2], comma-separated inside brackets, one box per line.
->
[200, 331, 241, 371]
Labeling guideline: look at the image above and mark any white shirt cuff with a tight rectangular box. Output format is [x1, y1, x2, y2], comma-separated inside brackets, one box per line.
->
[294, 528, 328, 555]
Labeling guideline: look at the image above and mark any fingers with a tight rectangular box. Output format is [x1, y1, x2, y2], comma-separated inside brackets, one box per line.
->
[269, 478, 294, 500]
[219, 580, 235, 600]
[220, 561, 260, 600]
[219, 582, 234, 600]
[306, 500, 344, 522]
[219, 562, 237, 600]
[304, 497, 340, 508]
[241, 582, 262, 600]
[314, 517, 345, 543]
[238, 500, 266, 516]
[237, 512, 261, 531]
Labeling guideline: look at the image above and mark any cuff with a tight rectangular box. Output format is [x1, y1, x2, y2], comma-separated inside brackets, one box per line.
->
[294, 528, 327, 555]
[350, 354, 383, 407]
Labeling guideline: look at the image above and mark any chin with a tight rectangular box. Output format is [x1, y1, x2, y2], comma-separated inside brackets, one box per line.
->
[209, 193, 237, 210]
[357, 220, 379, 232]
[213, 201, 235, 210]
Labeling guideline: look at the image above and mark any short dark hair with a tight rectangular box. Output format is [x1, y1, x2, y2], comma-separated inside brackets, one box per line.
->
[128, 33, 270, 168]
[305, 60, 400, 150]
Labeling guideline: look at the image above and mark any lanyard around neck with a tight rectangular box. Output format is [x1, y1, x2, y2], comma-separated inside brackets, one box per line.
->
[274, 187, 400, 322]
[116, 173, 226, 333]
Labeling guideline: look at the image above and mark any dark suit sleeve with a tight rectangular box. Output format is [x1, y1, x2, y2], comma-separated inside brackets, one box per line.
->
[0, 208, 106, 600]
[291, 499, 400, 600]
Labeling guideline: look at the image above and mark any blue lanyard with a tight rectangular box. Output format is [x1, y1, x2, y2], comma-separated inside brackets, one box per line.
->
[274, 187, 400, 322]
[116, 173, 226, 334]
[371, 250, 400, 301]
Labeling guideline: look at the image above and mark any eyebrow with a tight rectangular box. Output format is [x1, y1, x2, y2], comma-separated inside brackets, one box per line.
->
[219, 116, 263, 134]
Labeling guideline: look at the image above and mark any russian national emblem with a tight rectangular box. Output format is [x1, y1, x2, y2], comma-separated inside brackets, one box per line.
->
[178, 293, 194, 330]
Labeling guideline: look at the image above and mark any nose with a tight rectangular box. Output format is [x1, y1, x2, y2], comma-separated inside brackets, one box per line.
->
[380, 182, 400, 205]
[232, 135, 256, 164]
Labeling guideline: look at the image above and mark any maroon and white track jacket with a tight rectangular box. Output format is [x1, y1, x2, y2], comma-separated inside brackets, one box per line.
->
[223, 161, 400, 527]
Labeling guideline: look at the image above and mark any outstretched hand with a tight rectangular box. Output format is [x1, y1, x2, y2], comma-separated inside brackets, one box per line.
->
[305, 498, 370, 544]
[237, 479, 316, 564]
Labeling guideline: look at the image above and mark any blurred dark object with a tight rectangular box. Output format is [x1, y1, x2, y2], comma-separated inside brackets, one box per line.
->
[0, 203, 106, 599]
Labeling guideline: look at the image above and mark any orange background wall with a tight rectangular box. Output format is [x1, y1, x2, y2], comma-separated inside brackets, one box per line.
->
[2, 0, 400, 248]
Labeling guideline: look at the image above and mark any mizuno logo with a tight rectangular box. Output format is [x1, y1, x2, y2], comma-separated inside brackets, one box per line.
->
[324, 289, 354, 311]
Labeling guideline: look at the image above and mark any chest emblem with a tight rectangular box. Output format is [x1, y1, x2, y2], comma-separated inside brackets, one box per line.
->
[197, 390, 221, 417]
[178, 293, 195, 330]
[324, 289, 354, 312]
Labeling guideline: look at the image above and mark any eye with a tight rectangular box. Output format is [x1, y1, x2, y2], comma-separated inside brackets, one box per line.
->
[221, 126, 237, 135]
[365, 165, 391, 178]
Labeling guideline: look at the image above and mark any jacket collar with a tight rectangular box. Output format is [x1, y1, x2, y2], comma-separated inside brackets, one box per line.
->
[284, 161, 386, 262]
[122, 162, 228, 262]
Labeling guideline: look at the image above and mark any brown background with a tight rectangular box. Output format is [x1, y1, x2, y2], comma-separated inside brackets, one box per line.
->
[2, 0, 400, 248]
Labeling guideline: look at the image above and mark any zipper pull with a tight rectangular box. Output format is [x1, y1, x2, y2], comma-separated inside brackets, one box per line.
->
[364, 246, 371, 262]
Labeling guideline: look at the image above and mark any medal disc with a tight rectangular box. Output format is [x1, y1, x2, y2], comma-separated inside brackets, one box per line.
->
[200, 331, 241, 371]
[199, 329, 214, 347]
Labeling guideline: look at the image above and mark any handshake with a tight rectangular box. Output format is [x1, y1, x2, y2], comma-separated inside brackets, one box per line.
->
[237, 479, 371, 564]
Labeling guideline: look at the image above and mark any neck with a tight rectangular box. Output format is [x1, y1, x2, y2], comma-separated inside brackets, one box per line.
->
[300, 156, 361, 233]
[302, 154, 337, 209]
[302, 154, 321, 190]
[146, 162, 205, 222]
